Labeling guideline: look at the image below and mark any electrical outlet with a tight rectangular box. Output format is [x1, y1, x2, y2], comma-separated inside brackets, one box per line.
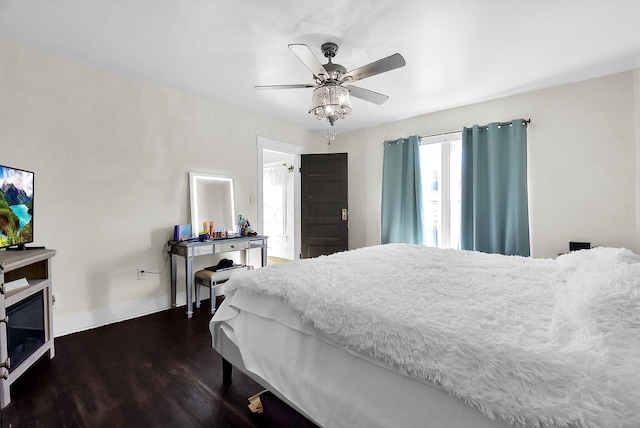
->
[137, 267, 146, 280]
[52, 291, 61, 309]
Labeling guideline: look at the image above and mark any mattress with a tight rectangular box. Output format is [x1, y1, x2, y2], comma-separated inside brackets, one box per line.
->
[210, 244, 640, 427]
[210, 288, 512, 428]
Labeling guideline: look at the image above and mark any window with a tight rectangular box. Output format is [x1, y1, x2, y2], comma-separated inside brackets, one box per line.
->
[419, 133, 462, 249]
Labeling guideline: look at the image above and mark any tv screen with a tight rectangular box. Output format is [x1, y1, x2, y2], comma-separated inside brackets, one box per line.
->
[0, 165, 34, 250]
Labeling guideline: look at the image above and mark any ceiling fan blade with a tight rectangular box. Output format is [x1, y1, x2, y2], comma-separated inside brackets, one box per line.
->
[343, 53, 406, 83]
[288, 44, 329, 81]
[255, 84, 316, 90]
[347, 85, 389, 105]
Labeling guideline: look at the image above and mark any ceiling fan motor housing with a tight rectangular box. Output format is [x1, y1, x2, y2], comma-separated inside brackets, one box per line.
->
[318, 63, 347, 83]
[316, 42, 347, 82]
[321, 42, 339, 59]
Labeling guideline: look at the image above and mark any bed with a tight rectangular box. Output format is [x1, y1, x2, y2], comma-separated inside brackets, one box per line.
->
[209, 244, 640, 428]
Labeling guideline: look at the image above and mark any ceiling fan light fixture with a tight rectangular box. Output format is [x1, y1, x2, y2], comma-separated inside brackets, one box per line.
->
[309, 84, 352, 126]
[259, 43, 405, 126]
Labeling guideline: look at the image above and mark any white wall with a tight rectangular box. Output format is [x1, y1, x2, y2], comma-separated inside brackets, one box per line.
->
[0, 40, 325, 335]
[331, 71, 638, 259]
[3, 38, 638, 334]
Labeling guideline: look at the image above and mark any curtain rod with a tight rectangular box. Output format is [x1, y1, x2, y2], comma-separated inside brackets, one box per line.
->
[421, 118, 531, 139]
[421, 129, 462, 139]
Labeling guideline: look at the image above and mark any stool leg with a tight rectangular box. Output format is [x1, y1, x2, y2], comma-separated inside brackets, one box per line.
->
[195, 279, 201, 309]
[211, 281, 216, 314]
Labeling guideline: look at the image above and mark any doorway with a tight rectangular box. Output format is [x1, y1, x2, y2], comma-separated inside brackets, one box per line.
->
[263, 150, 296, 260]
[256, 136, 305, 264]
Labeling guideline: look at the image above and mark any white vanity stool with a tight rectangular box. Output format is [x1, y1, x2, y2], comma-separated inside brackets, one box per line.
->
[194, 265, 250, 314]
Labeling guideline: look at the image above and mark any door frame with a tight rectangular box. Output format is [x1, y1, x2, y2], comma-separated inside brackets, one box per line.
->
[256, 136, 306, 261]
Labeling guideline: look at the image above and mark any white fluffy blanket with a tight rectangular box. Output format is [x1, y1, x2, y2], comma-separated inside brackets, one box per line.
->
[227, 244, 640, 428]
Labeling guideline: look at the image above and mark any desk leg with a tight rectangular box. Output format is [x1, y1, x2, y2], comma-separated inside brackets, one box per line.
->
[185, 257, 194, 318]
[262, 241, 268, 267]
[171, 254, 177, 308]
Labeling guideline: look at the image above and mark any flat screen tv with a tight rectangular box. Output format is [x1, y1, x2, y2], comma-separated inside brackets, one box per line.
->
[0, 165, 35, 250]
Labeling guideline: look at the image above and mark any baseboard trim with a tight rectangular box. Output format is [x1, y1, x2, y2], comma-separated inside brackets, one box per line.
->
[53, 291, 188, 337]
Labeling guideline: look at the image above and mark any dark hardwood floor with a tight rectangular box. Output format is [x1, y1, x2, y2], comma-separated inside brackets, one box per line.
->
[0, 302, 273, 428]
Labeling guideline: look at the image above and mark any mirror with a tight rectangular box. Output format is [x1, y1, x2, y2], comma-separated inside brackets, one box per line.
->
[189, 172, 236, 236]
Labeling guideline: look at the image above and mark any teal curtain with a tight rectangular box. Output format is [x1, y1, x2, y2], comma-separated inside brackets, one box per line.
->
[460, 120, 530, 256]
[381, 135, 424, 245]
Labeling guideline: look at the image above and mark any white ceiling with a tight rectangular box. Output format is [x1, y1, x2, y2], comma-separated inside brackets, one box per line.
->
[2, 0, 640, 133]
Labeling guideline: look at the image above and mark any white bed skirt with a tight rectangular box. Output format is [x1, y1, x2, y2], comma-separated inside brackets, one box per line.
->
[210, 289, 513, 428]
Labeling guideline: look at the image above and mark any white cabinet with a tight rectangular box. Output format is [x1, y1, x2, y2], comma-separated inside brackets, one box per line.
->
[0, 249, 56, 407]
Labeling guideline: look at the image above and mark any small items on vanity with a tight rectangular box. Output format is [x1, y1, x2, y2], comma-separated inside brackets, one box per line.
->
[238, 215, 248, 237]
[200, 221, 212, 241]
[200, 221, 229, 240]
[246, 221, 257, 236]
[237, 215, 256, 237]
[174, 224, 193, 241]
[213, 228, 228, 239]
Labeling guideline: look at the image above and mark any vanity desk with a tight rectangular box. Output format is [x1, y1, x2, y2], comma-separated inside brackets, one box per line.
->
[170, 235, 268, 318]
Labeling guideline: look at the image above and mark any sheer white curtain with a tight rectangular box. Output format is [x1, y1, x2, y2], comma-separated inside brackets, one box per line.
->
[263, 163, 287, 241]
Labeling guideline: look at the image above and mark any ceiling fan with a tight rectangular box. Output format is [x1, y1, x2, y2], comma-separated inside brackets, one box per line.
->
[256, 43, 406, 126]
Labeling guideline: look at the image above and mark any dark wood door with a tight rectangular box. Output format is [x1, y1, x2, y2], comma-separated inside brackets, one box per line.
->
[300, 153, 348, 258]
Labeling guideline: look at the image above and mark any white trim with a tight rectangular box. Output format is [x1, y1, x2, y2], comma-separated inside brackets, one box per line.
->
[419, 134, 462, 249]
[420, 131, 463, 145]
[441, 142, 452, 247]
[256, 136, 306, 155]
[53, 291, 189, 337]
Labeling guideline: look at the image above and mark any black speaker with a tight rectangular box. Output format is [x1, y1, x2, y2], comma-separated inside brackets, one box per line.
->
[569, 241, 591, 251]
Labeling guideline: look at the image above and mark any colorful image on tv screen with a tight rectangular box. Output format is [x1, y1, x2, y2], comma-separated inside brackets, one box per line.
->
[0, 165, 34, 248]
